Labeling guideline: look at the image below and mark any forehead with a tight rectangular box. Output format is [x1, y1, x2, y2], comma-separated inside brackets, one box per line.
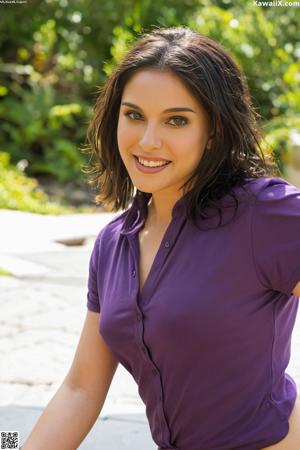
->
[122, 68, 200, 109]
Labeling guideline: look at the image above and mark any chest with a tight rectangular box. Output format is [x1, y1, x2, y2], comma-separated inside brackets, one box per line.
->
[98, 216, 284, 372]
[138, 224, 169, 293]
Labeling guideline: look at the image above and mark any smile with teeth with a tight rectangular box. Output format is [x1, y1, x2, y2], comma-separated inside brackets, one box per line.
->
[137, 156, 171, 167]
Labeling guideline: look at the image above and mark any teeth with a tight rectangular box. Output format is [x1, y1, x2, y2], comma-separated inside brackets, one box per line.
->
[138, 157, 169, 167]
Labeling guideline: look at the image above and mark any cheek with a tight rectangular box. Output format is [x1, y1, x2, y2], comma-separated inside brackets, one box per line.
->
[117, 119, 137, 151]
[172, 132, 206, 164]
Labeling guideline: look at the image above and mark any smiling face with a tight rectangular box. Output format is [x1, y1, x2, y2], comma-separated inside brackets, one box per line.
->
[117, 68, 211, 198]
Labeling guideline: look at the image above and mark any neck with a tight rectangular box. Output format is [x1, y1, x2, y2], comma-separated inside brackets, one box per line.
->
[146, 190, 184, 227]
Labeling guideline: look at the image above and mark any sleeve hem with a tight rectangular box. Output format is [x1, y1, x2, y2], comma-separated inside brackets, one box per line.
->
[87, 301, 100, 313]
[281, 266, 300, 297]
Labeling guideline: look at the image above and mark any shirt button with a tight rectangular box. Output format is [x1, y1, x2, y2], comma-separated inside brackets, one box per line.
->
[152, 368, 158, 375]
[132, 269, 136, 277]
[137, 312, 142, 321]
[142, 347, 147, 354]
[164, 241, 170, 248]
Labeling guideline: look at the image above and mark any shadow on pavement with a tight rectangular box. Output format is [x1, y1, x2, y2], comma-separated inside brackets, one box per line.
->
[0, 405, 156, 449]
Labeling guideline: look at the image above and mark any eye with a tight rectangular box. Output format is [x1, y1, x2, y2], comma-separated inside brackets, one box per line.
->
[123, 110, 189, 127]
[168, 116, 189, 127]
[124, 110, 143, 121]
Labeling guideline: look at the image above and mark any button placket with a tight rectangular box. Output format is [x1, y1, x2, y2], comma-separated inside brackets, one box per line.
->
[148, 366, 170, 444]
[122, 197, 176, 449]
[126, 234, 141, 304]
[122, 201, 182, 450]
[142, 217, 184, 303]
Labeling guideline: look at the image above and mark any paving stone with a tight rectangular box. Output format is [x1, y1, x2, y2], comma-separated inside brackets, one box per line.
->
[0, 406, 155, 449]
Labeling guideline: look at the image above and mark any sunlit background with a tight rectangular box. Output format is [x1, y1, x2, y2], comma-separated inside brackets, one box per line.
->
[0, 0, 300, 216]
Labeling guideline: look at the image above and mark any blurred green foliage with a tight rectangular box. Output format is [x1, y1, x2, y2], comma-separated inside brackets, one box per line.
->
[0, 267, 12, 277]
[0, 151, 74, 213]
[0, 0, 299, 211]
[188, 1, 300, 120]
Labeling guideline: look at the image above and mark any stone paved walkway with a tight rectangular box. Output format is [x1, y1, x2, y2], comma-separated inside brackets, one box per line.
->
[0, 209, 299, 449]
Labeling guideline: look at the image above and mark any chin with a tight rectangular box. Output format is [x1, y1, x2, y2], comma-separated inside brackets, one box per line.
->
[133, 183, 154, 195]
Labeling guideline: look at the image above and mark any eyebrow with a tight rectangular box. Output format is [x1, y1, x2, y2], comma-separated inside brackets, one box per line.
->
[121, 102, 196, 114]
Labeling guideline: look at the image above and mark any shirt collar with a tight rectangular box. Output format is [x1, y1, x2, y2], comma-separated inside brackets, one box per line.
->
[120, 190, 189, 236]
[119, 179, 256, 236]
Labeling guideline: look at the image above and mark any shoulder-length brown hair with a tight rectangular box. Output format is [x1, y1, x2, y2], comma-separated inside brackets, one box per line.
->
[83, 26, 278, 226]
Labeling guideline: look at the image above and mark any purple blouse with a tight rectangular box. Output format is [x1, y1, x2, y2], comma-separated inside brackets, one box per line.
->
[86, 177, 300, 450]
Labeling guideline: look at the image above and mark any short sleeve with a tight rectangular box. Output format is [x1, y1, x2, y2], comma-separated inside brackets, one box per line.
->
[251, 179, 300, 296]
[86, 230, 102, 313]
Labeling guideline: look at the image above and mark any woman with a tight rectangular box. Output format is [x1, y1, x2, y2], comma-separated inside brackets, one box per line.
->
[22, 27, 300, 449]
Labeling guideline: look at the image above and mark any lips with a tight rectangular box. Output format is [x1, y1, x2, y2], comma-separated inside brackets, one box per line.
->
[133, 155, 171, 174]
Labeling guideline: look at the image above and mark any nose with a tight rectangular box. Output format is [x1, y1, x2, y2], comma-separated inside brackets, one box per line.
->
[138, 122, 162, 150]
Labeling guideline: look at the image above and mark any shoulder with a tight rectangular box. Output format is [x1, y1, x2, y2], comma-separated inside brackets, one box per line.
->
[244, 176, 300, 203]
[217, 176, 300, 226]
[92, 209, 130, 252]
[248, 177, 300, 295]
[215, 177, 291, 208]
[248, 176, 300, 238]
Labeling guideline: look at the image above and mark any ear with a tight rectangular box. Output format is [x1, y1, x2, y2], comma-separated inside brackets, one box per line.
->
[206, 134, 214, 150]
[206, 125, 220, 150]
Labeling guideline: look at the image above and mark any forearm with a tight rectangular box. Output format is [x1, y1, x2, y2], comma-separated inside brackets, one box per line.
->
[22, 382, 103, 450]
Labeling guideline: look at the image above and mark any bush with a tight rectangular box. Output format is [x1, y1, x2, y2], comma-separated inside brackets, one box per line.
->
[0, 0, 299, 188]
[0, 151, 74, 214]
[263, 114, 300, 175]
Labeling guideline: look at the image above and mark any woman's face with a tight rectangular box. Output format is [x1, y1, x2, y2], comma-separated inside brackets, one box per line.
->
[117, 68, 211, 197]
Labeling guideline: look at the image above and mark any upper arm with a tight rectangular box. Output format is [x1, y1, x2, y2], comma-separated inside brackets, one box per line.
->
[64, 310, 119, 403]
[251, 179, 300, 296]
[292, 280, 300, 297]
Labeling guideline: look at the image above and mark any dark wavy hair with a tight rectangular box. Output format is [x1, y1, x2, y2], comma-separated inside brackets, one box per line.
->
[83, 26, 278, 227]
